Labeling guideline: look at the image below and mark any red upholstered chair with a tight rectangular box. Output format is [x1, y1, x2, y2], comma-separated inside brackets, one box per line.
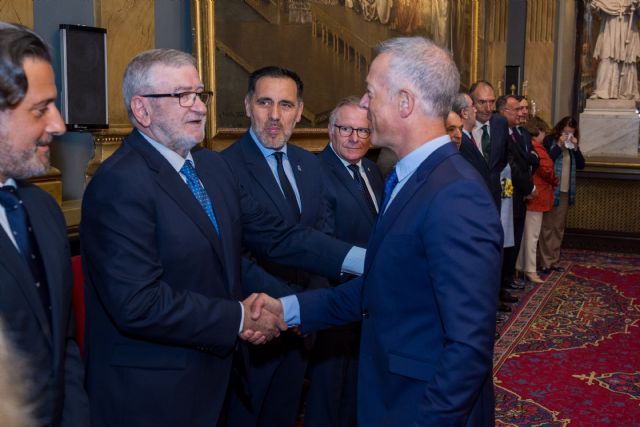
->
[70, 255, 85, 355]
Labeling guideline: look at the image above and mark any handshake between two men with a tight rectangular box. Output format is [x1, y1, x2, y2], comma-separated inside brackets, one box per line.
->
[239, 293, 287, 345]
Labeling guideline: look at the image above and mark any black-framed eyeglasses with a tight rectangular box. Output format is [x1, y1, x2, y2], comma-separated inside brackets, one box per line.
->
[334, 124, 371, 139]
[141, 91, 213, 107]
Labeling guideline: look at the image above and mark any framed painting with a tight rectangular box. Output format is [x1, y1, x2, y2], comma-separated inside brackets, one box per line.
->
[192, 0, 479, 151]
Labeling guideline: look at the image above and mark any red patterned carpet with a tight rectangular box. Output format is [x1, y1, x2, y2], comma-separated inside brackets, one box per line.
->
[494, 249, 640, 426]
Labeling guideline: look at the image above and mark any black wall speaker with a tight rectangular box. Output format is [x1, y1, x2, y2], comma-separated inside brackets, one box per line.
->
[59, 24, 108, 130]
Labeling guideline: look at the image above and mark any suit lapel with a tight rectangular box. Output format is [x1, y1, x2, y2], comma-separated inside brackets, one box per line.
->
[194, 155, 240, 296]
[366, 144, 457, 272]
[323, 147, 376, 222]
[128, 131, 225, 265]
[362, 158, 384, 207]
[288, 149, 312, 223]
[239, 134, 295, 222]
[0, 203, 52, 345]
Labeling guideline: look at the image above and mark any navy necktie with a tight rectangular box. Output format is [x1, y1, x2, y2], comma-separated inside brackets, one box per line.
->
[0, 186, 51, 323]
[347, 164, 377, 216]
[273, 152, 300, 220]
[381, 168, 398, 213]
[180, 160, 220, 234]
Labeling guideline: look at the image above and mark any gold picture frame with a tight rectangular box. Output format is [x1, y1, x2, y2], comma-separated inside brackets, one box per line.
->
[192, 0, 480, 152]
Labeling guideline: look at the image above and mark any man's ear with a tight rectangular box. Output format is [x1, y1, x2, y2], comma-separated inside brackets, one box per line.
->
[398, 89, 414, 118]
[131, 96, 151, 127]
[244, 95, 252, 118]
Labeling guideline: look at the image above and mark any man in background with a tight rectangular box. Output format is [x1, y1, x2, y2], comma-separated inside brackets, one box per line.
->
[0, 23, 89, 426]
[222, 66, 355, 427]
[452, 92, 494, 206]
[305, 96, 383, 427]
[445, 110, 463, 149]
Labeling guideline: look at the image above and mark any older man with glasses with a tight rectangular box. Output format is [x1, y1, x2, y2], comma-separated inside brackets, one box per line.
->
[305, 96, 383, 427]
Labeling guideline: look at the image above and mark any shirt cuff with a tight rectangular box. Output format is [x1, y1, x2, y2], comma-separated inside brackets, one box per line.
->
[341, 246, 366, 276]
[280, 295, 301, 326]
[238, 301, 245, 333]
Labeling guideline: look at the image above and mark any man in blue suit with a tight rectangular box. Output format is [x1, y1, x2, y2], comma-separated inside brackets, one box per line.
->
[305, 96, 383, 427]
[0, 24, 89, 427]
[222, 66, 343, 427]
[252, 37, 503, 426]
[81, 50, 362, 427]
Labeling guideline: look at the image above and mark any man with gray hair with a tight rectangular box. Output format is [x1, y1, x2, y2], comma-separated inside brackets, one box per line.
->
[452, 92, 496, 208]
[81, 49, 360, 427]
[0, 23, 89, 427]
[251, 37, 502, 426]
[305, 96, 383, 427]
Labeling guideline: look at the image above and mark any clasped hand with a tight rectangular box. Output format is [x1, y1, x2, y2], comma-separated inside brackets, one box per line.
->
[239, 293, 287, 345]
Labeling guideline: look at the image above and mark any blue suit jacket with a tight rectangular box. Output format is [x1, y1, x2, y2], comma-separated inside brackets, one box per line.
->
[318, 144, 383, 248]
[0, 182, 89, 426]
[222, 131, 337, 296]
[81, 130, 352, 427]
[296, 143, 502, 426]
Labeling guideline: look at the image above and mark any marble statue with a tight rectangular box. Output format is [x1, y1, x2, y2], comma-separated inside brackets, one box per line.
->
[590, 0, 640, 100]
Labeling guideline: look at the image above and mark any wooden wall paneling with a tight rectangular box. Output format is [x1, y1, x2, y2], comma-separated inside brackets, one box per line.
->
[524, 0, 554, 123]
[95, 0, 155, 126]
[0, 0, 33, 28]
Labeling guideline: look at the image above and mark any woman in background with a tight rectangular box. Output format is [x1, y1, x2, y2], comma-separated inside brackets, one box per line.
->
[516, 117, 558, 283]
[538, 116, 585, 274]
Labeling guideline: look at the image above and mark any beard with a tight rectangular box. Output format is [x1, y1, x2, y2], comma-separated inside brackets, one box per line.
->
[0, 138, 49, 180]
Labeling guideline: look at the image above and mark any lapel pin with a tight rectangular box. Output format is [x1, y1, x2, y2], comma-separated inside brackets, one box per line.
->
[297, 165, 302, 172]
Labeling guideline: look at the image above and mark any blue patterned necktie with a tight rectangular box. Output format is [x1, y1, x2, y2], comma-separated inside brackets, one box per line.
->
[380, 168, 398, 213]
[0, 186, 52, 323]
[180, 160, 219, 234]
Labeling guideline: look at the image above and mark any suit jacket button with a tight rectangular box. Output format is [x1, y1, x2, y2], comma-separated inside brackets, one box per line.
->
[362, 310, 369, 319]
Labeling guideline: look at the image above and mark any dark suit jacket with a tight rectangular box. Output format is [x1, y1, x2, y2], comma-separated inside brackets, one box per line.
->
[0, 182, 89, 427]
[222, 131, 339, 296]
[81, 129, 352, 427]
[297, 143, 503, 426]
[507, 132, 534, 221]
[514, 126, 540, 171]
[459, 132, 497, 209]
[318, 145, 384, 249]
[477, 114, 509, 209]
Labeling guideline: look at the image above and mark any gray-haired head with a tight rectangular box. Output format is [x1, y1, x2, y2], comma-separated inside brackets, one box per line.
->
[0, 22, 52, 112]
[451, 93, 470, 116]
[122, 48, 197, 122]
[328, 95, 363, 128]
[375, 37, 459, 120]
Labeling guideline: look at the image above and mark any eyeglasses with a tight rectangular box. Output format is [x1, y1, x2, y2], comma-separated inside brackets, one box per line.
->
[141, 91, 213, 107]
[334, 124, 371, 139]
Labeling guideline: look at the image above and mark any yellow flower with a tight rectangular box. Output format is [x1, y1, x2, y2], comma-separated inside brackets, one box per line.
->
[501, 177, 513, 199]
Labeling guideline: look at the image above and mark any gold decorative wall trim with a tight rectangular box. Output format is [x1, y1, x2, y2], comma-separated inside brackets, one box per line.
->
[191, 0, 216, 141]
[471, 0, 479, 83]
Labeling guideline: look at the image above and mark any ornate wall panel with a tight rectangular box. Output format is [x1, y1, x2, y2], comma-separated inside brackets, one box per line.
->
[523, 0, 555, 123]
[0, 0, 32, 27]
[568, 175, 640, 233]
[95, 0, 154, 126]
[482, 0, 507, 90]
